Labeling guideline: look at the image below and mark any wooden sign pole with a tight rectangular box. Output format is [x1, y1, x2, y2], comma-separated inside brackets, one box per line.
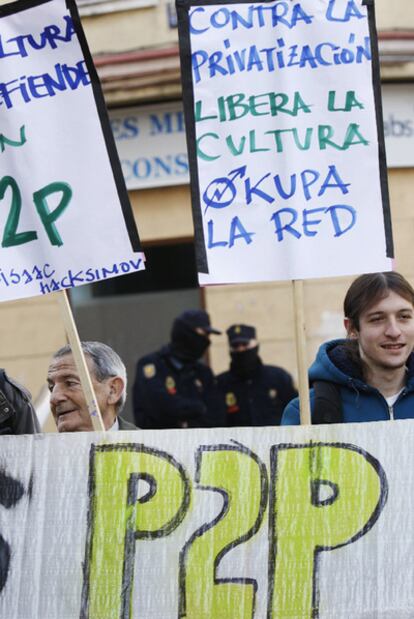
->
[292, 280, 311, 425]
[56, 290, 106, 432]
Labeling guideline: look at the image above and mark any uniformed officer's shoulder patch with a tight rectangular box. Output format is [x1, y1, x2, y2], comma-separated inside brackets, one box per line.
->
[269, 388, 278, 399]
[165, 376, 176, 394]
[226, 392, 237, 407]
[143, 364, 156, 379]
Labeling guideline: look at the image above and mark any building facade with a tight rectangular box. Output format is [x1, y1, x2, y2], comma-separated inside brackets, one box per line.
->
[0, 0, 413, 425]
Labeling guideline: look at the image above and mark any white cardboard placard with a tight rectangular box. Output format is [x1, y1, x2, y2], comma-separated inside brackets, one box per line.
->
[177, 0, 393, 284]
[0, 0, 144, 302]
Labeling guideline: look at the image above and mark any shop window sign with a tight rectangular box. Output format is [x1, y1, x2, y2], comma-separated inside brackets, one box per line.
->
[110, 102, 189, 190]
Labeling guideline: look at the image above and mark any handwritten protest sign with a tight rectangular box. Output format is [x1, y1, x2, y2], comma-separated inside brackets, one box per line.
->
[1, 421, 413, 617]
[177, 0, 393, 284]
[0, 0, 144, 302]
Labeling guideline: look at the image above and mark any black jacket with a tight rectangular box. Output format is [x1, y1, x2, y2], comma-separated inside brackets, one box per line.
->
[133, 345, 225, 429]
[218, 359, 297, 426]
[0, 370, 40, 435]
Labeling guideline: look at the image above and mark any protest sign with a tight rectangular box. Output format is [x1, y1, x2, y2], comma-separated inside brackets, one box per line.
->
[177, 0, 393, 284]
[1, 421, 413, 617]
[0, 0, 144, 302]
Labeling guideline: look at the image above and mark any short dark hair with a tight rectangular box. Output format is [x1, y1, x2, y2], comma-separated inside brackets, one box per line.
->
[344, 272, 414, 330]
[53, 341, 127, 412]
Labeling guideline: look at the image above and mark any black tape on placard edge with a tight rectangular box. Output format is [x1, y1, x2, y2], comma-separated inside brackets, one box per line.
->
[177, 0, 208, 273]
[177, 0, 267, 275]
[67, 0, 141, 252]
[0, 0, 43, 16]
[364, 0, 394, 258]
[0, 0, 141, 252]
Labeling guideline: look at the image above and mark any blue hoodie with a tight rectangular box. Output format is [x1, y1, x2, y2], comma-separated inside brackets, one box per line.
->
[281, 339, 414, 425]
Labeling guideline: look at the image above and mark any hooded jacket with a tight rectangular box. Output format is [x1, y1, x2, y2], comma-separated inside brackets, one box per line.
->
[281, 339, 414, 425]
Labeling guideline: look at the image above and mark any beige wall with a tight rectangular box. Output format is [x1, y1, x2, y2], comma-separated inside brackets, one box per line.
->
[82, 4, 177, 54]
[375, 0, 414, 29]
[389, 169, 414, 278]
[0, 294, 66, 401]
[130, 185, 194, 241]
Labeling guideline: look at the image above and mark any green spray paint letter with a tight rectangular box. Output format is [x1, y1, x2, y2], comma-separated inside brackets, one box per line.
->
[81, 444, 191, 619]
[179, 442, 268, 619]
[268, 442, 388, 618]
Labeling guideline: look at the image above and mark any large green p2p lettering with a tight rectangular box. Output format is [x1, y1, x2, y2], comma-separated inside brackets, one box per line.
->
[81, 444, 190, 619]
[179, 443, 268, 619]
[269, 442, 388, 618]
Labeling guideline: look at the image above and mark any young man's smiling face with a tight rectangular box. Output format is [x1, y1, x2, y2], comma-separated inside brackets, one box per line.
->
[346, 290, 414, 375]
[47, 353, 118, 432]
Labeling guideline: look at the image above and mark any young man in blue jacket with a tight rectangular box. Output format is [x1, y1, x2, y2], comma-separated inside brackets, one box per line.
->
[282, 271, 414, 424]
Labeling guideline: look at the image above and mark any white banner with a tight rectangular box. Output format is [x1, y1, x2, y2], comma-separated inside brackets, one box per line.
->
[1, 421, 414, 618]
[177, 0, 393, 285]
[0, 0, 144, 302]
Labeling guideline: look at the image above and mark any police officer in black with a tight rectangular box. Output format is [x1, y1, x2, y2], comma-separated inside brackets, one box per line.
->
[218, 324, 297, 427]
[0, 369, 40, 434]
[132, 309, 225, 429]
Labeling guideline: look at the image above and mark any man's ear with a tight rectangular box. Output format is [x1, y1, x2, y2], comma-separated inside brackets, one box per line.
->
[107, 376, 124, 408]
[344, 317, 358, 339]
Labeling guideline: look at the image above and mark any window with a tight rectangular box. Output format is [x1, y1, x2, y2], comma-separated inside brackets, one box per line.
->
[73, 241, 198, 300]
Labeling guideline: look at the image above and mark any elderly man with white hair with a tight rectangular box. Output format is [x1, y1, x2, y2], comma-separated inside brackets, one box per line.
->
[47, 341, 137, 432]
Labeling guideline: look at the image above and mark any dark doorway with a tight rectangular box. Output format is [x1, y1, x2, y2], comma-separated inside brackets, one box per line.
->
[70, 240, 202, 423]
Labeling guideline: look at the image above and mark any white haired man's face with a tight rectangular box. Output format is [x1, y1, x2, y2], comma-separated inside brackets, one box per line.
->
[47, 353, 123, 432]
